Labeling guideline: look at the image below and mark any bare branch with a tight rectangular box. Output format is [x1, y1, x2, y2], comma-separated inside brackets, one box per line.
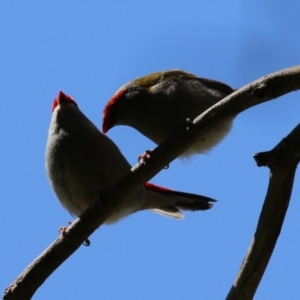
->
[3, 65, 300, 300]
[226, 123, 300, 300]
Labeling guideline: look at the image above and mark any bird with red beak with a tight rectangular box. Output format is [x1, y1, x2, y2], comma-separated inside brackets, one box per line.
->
[103, 70, 235, 158]
[46, 91, 216, 224]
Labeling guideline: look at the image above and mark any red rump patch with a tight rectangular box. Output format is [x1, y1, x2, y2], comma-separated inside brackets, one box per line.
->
[102, 87, 127, 133]
[144, 182, 171, 193]
[52, 91, 77, 112]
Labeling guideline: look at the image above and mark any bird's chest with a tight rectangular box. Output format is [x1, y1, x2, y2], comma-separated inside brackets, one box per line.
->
[47, 140, 103, 217]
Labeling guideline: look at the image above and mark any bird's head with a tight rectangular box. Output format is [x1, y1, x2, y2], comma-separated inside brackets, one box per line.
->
[102, 70, 190, 133]
[52, 91, 78, 112]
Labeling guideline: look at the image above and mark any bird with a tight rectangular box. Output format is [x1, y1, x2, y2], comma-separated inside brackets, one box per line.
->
[102, 69, 235, 158]
[45, 91, 216, 224]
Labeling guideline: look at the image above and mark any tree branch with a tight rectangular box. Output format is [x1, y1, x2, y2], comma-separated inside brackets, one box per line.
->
[3, 65, 300, 300]
[226, 123, 300, 300]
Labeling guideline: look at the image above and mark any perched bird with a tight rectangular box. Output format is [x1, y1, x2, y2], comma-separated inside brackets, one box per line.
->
[46, 91, 216, 224]
[102, 70, 235, 158]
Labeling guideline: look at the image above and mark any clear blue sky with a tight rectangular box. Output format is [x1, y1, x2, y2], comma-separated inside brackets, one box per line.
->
[1, 1, 300, 299]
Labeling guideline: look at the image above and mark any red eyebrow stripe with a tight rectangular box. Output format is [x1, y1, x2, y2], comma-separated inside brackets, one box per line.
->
[103, 88, 126, 118]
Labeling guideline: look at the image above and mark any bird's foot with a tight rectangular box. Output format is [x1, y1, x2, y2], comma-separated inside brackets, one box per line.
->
[186, 118, 195, 132]
[83, 239, 91, 246]
[59, 221, 90, 246]
[138, 149, 153, 165]
[138, 149, 169, 169]
[59, 221, 73, 238]
[186, 118, 205, 141]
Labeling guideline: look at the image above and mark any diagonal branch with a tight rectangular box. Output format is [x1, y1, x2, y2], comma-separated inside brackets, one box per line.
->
[3, 65, 300, 300]
[226, 123, 300, 300]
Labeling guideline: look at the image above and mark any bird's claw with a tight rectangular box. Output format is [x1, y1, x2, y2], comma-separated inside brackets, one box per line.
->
[59, 221, 73, 239]
[138, 149, 152, 165]
[186, 118, 195, 131]
[59, 221, 91, 246]
[138, 149, 169, 169]
[83, 238, 91, 246]
[186, 118, 205, 141]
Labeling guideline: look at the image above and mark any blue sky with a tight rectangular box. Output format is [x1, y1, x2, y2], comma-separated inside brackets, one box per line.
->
[1, 1, 300, 299]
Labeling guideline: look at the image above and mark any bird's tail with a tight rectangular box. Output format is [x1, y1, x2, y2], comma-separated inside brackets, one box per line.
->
[144, 182, 216, 219]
